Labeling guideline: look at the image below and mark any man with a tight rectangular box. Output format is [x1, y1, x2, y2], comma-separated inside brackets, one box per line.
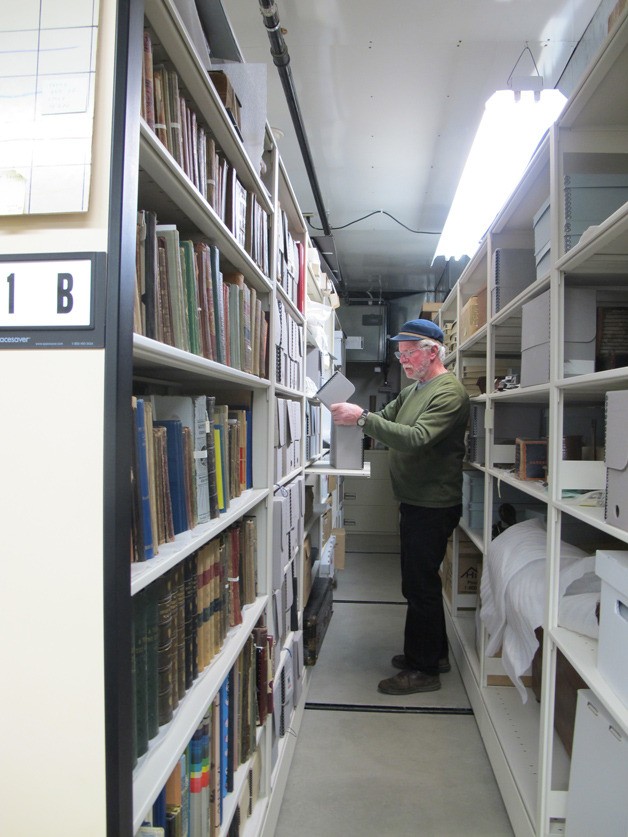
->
[330, 318, 469, 694]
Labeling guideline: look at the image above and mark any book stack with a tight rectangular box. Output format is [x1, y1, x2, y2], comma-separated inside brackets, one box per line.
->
[130, 396, 256, 562]
[273, 297, 303, 390]
[132, 523, 258, 760]
[135, 215, 269, 377]
[139, 636, 265, 836]
[276, 206, 300, 306]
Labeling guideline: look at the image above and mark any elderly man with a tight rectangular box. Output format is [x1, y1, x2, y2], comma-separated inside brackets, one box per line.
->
[330, 319, 469, 694]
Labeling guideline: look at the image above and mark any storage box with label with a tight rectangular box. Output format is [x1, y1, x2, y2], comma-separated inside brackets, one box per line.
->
[533, 198, 552, 279]
[595, 549, 628, 703]
[563, 173, 628, 251]
[491, 248, 536, 315]
[520, 287, 596, 386]
[565, 689, 628, 836]
[443, 535, 482, 599]
[604, 389, 628, 532]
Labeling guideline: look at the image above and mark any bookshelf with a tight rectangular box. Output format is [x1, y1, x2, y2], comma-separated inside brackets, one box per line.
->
[0, 0, 339, 835]
[441, 8, 628, 835]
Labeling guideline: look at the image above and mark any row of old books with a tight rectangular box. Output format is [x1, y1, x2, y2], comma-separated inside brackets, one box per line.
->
[137, 628, 273, 837]
[132, 523, 259, 763]
[135, 212, 269, 377]
[141, 31, 270, 275]
[131, 394, 252, 563]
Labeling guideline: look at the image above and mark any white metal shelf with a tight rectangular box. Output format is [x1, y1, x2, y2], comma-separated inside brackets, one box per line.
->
[130, 488, 269, 595]
[550, 626, 628, 735]
[133, 333, 272, 388]
[138, 122, 272, 293]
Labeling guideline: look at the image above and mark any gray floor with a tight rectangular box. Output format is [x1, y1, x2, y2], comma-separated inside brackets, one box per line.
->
[274, 552, 514, 836]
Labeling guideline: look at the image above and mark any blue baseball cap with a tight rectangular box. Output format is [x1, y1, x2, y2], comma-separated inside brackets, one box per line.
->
[390, 318, 444, 344]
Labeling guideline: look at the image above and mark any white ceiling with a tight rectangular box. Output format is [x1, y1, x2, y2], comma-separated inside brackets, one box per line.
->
[217, 0, 602, 297]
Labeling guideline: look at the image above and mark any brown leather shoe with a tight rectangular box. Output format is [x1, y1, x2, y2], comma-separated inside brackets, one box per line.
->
[391, 654, 451, 673]
[378, 670, 441, 695]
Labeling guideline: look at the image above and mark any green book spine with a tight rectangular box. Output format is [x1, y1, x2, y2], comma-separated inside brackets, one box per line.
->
[133, 589, 149, 758]
[146, 581, 160, 739]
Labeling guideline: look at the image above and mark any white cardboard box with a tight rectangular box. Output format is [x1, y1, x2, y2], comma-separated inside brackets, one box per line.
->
[595, 549, 628, 704]
[605, 390, 628, 533]
[565, 689, 628, 836]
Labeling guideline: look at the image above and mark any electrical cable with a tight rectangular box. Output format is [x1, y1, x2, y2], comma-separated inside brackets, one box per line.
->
[306, 209, 441, 235]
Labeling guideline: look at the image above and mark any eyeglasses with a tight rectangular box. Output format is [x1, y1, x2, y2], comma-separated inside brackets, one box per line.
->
[394, 342, 432, 361]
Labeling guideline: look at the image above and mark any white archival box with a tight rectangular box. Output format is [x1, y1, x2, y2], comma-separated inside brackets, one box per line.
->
[316, 371, 364, 470]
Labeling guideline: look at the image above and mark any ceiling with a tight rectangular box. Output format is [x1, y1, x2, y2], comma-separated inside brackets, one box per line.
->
[215, 0, 602, 299]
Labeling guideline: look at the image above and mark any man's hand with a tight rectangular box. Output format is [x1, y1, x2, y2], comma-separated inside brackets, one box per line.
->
[330, 402, 363, 425]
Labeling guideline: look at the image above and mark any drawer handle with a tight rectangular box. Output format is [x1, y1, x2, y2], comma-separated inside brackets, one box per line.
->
[345, 519, 356, 526]
[344, 492, 357, 500]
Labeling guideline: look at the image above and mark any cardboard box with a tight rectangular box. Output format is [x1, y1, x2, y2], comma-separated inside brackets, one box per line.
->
[302, 535, 313, 603]
[604, 390, 628, 532]
[321, 508, 332, 544]
[515, 438, 548, 480]
[459, 295, 480, 342]
[331, 527, 346, 570]
[442, 537, 482, 597]
[565, 690, 628, 836]
[595, 550, 628, 703]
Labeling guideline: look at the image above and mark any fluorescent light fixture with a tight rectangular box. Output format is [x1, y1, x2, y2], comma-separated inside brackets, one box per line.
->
[434, 89, 566, 261]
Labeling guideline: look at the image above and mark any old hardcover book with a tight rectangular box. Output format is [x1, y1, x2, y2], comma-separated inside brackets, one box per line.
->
[180, 240, 201, 357]
[152, 419, 189, 535]
[157, 574, 175, 726]
[133, 589, 149, 758]
[133, 397, 155, 560]
[142, 30, 155, 130]
[205, 396, 220, 520]
[145, 581, 159, 740]
[152, 64, 169, 148]
[183, 553, 198, 688]
[153, 395, 210, 528]
[209, 245, 225, 364]
[156, 225, 189, 352]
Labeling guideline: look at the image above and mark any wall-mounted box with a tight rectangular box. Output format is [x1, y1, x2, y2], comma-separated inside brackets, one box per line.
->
[337, 304, 387, 362]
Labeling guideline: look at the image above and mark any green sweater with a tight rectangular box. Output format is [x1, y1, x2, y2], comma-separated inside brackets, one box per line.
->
[363, 373, 470, 508]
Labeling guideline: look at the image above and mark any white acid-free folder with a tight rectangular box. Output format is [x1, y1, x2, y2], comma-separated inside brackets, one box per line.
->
[315, 370, 355, 408]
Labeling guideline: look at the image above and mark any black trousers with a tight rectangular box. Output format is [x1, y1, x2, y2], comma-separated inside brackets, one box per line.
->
[399, 503, 462, 675]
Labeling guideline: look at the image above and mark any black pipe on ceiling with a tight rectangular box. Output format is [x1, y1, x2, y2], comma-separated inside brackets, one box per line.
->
[257, 0, 346, 293]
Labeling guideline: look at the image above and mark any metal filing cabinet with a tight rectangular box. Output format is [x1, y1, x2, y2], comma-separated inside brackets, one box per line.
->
[343, 450, 399, 552]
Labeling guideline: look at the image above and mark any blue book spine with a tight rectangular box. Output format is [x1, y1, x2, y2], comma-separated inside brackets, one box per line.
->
[135, 398, 155, 560]
[219, 679, 229, 807]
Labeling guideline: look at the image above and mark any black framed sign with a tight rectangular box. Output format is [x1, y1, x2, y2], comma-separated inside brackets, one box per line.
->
[0, 252, 107, 348]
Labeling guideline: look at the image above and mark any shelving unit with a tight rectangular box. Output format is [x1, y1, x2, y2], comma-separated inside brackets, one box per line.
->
[0, 0, 343, 833]
[441, 8, 628, 836]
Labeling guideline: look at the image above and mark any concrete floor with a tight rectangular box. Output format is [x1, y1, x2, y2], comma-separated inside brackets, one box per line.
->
[274, 552, 514, 836]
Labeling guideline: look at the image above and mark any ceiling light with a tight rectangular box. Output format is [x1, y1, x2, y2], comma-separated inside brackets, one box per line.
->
[433, 88, 566, 261]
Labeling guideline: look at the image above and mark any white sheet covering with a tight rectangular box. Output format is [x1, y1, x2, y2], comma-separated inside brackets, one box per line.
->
[480, 518, 596, 702]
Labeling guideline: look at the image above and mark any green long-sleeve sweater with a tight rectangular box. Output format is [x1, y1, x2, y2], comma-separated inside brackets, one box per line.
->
[362, 372, 470, 507]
